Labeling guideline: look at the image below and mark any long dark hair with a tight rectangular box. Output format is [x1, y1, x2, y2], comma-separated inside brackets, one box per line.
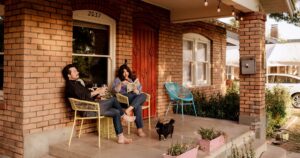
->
[117, 60, 132, 81]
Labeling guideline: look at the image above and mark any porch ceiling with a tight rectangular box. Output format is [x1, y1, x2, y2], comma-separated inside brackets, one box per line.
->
[143, 0, 295, 23]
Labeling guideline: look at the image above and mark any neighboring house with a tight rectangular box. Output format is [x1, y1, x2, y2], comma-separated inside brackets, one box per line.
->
[226, 24, 300, 80]
[0, 0, 295, 157]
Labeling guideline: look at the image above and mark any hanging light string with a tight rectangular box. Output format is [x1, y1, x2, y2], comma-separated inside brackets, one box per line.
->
[231, 6, 235, 16]
[204, 0, 208, 6]
[217, 0, 221, 13]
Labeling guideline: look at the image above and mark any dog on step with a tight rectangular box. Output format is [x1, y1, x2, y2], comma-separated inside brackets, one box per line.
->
[155, 119, 175, 141]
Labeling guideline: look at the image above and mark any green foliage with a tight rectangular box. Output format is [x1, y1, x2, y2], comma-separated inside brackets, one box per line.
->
[269, 12, 300, 26]
[180, 89, 239, 121]
[265, 86, 291, 137]
[198, 127, 223, 140]
[227, 140, 255, 158]
[166, 142, 194, 156]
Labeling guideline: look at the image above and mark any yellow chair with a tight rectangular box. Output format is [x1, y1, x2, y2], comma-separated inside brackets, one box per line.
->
[68, 98, 110, 148]
[115, 93, 151, 134]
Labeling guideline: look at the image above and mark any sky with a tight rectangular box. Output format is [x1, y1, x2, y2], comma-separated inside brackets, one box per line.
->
[219, 1, 300, 40]
[219, 17, 300, 40]
[265, 17, 300, 40]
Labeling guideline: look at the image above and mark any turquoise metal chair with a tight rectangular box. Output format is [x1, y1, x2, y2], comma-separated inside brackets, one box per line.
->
[164, 82, 197, 118]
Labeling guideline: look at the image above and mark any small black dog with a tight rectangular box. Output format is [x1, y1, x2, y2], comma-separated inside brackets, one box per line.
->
[155, 119, 175, 141]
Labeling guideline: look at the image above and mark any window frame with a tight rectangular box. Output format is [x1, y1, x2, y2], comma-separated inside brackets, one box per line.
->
[72, 10, 116, 84]
[183, 33, 211, 87]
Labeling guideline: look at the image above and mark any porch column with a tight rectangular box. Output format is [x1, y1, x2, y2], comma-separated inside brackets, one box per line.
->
[239, 12, 266, 140]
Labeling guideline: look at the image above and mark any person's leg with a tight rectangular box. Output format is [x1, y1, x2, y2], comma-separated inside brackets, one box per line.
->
[133, 104, 146, 137]
[100, 98, 135, 122]
[101, 107, 132, 144]
[124, 93, 146, 115]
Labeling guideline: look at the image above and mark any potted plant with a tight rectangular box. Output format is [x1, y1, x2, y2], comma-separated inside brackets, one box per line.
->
[163, 142, 199, 158]
[197, 127, 225, 152]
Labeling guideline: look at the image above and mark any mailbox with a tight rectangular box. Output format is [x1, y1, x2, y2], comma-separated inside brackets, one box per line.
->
[240, 56, 256, 75]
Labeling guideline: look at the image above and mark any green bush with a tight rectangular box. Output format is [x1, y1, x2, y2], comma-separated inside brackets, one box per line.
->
[266, 86, 291, 137]
[176, 88, 240, 121]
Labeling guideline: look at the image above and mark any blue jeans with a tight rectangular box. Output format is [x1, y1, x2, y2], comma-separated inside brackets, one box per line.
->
[123, 93, 146, 129]
[99, 97, 124, 135]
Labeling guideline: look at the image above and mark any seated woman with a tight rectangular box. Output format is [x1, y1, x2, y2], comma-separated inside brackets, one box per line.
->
[62, 64, 135, 144]
[112, 61, 147, 137]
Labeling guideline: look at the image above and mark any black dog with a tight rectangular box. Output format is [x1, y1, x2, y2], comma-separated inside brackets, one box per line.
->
[155, 119, 175, 141]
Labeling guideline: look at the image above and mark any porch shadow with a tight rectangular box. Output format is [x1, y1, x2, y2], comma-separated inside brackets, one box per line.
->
[49, 114, 251, 158]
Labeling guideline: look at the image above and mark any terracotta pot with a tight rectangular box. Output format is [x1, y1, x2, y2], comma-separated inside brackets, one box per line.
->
[198, 135, 225, 152]
[162, 146, 199, 158]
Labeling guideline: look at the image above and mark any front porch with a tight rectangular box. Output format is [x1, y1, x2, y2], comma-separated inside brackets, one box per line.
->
[49, 114, 254, 158]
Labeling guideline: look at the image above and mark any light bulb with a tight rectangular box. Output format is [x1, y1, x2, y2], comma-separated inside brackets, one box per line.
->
[232, 10, 235, 16]
[217, 7, 221, 12]
[240, 17, 243, 21]
[204, 1, 208, 6]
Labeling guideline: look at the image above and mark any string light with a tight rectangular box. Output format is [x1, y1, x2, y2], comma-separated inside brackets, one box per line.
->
[204, 0, 208, 6]
[217, 0, 221, 13]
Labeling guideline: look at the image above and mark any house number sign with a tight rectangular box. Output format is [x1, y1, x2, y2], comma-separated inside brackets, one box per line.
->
[88, 11, 101, 18]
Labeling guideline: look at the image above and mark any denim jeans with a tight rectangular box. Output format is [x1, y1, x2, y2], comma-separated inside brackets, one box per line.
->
[123, 93, 147, 129]
[99, 97, 124, 135]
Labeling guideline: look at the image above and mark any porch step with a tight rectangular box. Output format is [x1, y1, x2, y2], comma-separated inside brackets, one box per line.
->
[201, 130, 260, 158]
[260, 145, 286, 158]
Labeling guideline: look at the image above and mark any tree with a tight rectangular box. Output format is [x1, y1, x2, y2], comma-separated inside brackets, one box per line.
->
[269, 12, 300, 25]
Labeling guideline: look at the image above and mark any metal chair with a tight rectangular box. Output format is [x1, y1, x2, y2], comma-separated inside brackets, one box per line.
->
[68, 98, 110, 148]
[164, 82, 197, 118]
[116, 92, 151, 134]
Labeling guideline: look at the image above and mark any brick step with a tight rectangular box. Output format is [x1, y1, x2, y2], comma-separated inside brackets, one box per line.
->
[260, 145, 286, 158]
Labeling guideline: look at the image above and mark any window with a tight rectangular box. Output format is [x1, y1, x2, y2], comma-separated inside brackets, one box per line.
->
[183, 33, 211, 86]
[73, 10, 115, 87]
[226, 66, 234, 80]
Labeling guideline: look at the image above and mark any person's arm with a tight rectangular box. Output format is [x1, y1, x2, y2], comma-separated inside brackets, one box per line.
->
[112, 78, 122, 93]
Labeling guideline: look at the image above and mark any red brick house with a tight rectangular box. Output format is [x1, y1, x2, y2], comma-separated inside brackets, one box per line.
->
[0, 0, 295, 157]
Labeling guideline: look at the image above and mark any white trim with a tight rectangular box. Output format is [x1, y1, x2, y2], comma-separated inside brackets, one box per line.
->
[73, 10, 116, 84]
[183, 33, 211, 87]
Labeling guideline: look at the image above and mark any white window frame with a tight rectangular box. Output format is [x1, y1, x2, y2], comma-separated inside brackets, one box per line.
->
[72, 10, 116, 84]
[183, 33, 211, 87]
[226, 66, 234, 80]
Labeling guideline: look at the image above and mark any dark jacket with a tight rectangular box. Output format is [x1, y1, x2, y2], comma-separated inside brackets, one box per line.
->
[66, 80, 94, 101]
[65, 80, 96, 117]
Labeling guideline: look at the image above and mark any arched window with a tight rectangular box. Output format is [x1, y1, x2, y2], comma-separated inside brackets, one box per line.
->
[183, 33, 211, 86]
[72, 10, 116, 86]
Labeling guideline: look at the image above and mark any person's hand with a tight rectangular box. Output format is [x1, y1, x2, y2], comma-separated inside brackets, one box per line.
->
[122, 80, 130, 85]
[133, 86, 139, 94]
[96, 87, 107, 96]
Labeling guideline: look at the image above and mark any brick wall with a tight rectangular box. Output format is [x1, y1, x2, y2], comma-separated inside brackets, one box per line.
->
[0, 0, 72, 157]
[0, 0, 227, 156]
[239, 12, 266, 117]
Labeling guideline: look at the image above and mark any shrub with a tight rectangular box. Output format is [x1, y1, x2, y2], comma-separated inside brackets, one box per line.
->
[178, 89, 239, 121]
[166, 142, 196, 156]
[198, 127, 224, 140]
[265, 86, 291, 137]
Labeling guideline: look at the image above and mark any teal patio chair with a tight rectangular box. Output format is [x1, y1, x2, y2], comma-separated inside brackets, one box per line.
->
[164, 82, 197, 118]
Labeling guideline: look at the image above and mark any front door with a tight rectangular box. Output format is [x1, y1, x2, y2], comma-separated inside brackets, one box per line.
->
[132, 20, 158, 117]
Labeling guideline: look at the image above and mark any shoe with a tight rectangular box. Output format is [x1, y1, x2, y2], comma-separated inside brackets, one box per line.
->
[123, 114, 136, 122]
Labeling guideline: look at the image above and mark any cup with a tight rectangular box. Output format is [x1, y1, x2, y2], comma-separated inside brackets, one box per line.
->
[92, 83, 98, 90]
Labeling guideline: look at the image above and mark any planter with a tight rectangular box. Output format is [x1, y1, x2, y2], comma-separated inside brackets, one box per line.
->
[198, 135, 225, 152]
[162, 146, 199, 158]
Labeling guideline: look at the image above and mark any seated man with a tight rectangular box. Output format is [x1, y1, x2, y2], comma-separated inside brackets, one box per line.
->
[62, 64, 134, 144]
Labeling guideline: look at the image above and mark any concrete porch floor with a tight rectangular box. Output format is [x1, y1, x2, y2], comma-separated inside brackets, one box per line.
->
[50, 114, 250, 158]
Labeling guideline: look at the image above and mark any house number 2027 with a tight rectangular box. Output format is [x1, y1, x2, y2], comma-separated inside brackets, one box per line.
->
[88, 11, 101, 18]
